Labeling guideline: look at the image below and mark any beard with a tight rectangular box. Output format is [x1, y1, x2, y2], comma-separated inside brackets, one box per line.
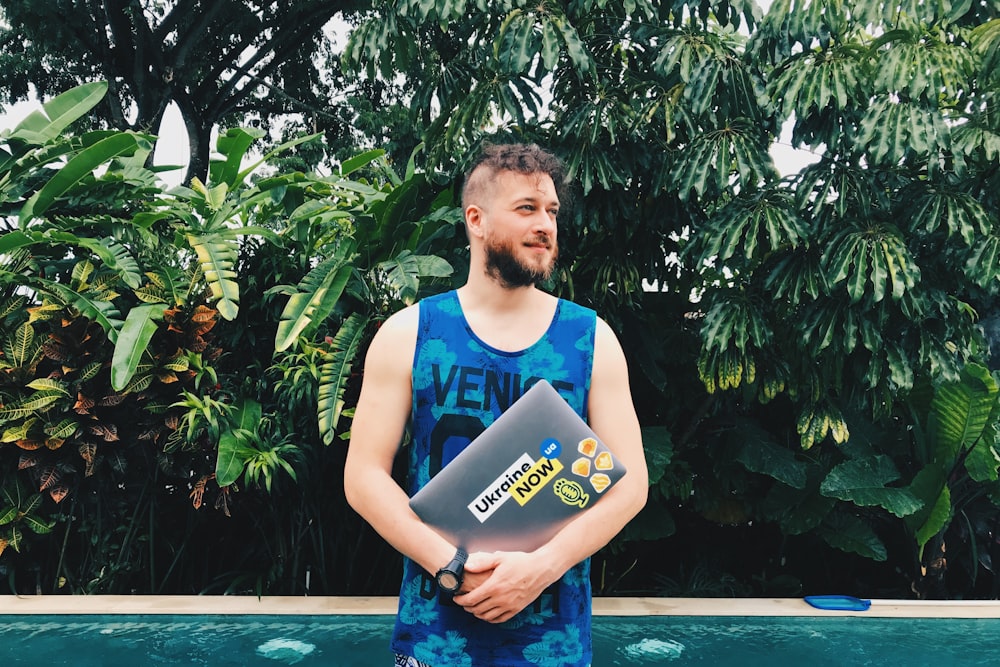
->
[484, 236, 558, 288]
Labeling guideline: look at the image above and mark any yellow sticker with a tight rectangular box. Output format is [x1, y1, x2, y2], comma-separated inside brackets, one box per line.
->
[595, 451, 614, 471]
[510, 457, 564, 506]
[590, 473, 611, 493]
[553, 478, 590, 508]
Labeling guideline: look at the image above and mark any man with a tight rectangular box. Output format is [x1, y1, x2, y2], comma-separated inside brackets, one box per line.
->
[344, 143, 647, 666]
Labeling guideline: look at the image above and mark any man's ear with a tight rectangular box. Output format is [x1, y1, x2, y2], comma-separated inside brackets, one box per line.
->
[464, 205, 486, 239]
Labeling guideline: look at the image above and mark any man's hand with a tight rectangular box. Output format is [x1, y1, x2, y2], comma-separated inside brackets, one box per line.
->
[452, 551, 558, 624]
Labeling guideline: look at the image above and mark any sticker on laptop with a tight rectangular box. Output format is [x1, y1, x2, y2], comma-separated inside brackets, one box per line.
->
[571, 437, 616, 493]
[553, 478, 590, 508]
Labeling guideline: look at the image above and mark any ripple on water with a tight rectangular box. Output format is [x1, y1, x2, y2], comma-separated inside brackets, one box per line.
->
[255, 638, 317, 664]
[621, 637, 686, 661]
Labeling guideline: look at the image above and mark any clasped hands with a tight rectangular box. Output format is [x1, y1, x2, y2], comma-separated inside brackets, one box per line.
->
[451, 550, 557, 625]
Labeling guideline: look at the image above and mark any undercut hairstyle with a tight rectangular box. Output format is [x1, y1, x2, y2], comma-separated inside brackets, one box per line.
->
[461, 143, 569, 211]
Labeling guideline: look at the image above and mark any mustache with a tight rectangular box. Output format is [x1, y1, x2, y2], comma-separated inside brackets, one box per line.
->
[525, 235, 553, 248]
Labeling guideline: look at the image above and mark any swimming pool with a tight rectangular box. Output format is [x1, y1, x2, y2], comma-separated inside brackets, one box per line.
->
[2, 597, 997, 666]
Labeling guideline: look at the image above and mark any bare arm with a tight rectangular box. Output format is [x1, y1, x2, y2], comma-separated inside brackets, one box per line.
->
[343, 306, 460, 578]
[455, 317, 648, 623]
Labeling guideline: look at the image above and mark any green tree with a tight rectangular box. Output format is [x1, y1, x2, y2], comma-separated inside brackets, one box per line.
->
[0, 0, 367, 181]
[345, 0, 1000, 596]
[0, 80, 461, 594]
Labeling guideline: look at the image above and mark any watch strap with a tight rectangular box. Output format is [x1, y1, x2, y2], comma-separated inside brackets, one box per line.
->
[453, 547, 468, 566]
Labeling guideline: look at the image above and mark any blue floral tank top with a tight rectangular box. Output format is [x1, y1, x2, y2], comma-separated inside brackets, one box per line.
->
[391, 290, 597, 667]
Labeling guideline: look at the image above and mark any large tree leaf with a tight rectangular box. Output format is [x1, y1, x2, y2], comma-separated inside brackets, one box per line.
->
[966, 234, 1000, 288]
[736, 437, 808, 489]
[823, 224, 918, 303]
[317, 313, 369, 445]
[768, 46, 863, 119]
[904, 464, 952, 557]
[907, 186, 991, 245]
[818, 510, 888, 561]
[47, 233, 144, 289]
[857, 98, 949, 165]
[273, 248, 356, 353]
[19, 132, 140, 223]
[820, 455, 922, 517]
[209, 127, 265, 188]
[374, 251, 453, 306]
[41, 281, 123, 344]
[9, 81, 108, 145]
[928, 362, 999, 465]
[111, 304, 166, 391]
[761, 484, 836, 535]
[699, 190, 807, 264]
[215, 398, 263, 487]
[187, 234, 240, 320]
[972, 18, 1000, 81]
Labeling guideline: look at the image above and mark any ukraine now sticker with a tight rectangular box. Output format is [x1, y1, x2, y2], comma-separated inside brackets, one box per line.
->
[510, 457, 564, 506]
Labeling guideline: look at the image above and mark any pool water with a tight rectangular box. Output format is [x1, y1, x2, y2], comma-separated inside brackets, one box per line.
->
[0, 614, 994, 666]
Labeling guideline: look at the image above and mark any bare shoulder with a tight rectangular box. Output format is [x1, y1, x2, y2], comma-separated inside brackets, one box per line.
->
[364, 303, 420, 369]
[592, 315, 628, 376]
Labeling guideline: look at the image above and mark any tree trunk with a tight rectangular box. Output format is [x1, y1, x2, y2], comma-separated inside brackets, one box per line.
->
[178, 104, 212, 185]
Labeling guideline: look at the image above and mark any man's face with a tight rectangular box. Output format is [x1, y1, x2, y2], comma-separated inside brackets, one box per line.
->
[477, 170, 560, 288]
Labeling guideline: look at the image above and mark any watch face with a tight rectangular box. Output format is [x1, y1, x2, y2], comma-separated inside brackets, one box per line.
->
[438, 571, 459, 590]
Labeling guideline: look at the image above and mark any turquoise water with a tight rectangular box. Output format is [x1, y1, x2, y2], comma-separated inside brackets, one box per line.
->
[0, 614, 994, 665]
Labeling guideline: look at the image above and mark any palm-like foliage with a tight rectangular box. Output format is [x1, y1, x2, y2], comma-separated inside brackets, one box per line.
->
[345, 0, 1000, 595]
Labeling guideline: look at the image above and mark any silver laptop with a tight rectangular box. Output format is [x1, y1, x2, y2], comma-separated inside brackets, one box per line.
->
[408, 380, 627, 552]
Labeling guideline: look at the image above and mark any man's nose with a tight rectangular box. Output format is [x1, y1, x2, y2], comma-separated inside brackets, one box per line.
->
[531, 210, 557, 235]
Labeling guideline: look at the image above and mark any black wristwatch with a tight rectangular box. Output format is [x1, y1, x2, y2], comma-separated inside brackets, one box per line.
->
[435, 547, 468, 594]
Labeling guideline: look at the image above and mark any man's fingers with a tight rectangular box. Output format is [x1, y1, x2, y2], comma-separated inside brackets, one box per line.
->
[463, 551, 500, 573]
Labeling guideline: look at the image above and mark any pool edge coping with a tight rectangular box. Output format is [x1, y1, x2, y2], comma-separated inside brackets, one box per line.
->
[3, 596, 1000, 618]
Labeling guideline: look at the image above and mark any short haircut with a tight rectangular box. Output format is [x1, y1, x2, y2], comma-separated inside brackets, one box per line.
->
[461, 143, 568, 210]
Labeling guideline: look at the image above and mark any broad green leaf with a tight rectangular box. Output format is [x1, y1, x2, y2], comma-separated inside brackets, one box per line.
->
[5, 323, 35, 368]
[47, 233, 144, 290]
[736, 439, 808, 489]
[2, 418, 38, 442]
[188, 235, 240, 320]
[0, 231, 34, 255]
[25, 379, 68, 395]
[0, 504, 16, 525]
[972, 18, 1000, 80]
[41, 281, 122, 344]
[44, 419, 78, 439]
[20, 133, 140, 223]
[318, 313, 368, 444]
[820, 455, 923, 517]
[215, 398, 263, 486]
[340, 149, 385, 177]
[236, 132, 323, 184]
[22, 514, 55, 535]
[640, 426, 674, 487]
[274, 259, 354, 353]
[210, 127, 265, 187]
[10, 81, 108, 144]
[819, 510, 888, 561]
[904, 465, 952, 557]
[375, 251, 452, 305]
[929, 362, 998, 465]
[111, 305, 166, 391]
[966, 235, 1000, 288]
[551, 15, 593, 75]
[539, 17, 560, 70]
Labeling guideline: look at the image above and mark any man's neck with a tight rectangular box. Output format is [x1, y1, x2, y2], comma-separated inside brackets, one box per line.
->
[455, 277, 558, 353]
[457, 275, 542, 313]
